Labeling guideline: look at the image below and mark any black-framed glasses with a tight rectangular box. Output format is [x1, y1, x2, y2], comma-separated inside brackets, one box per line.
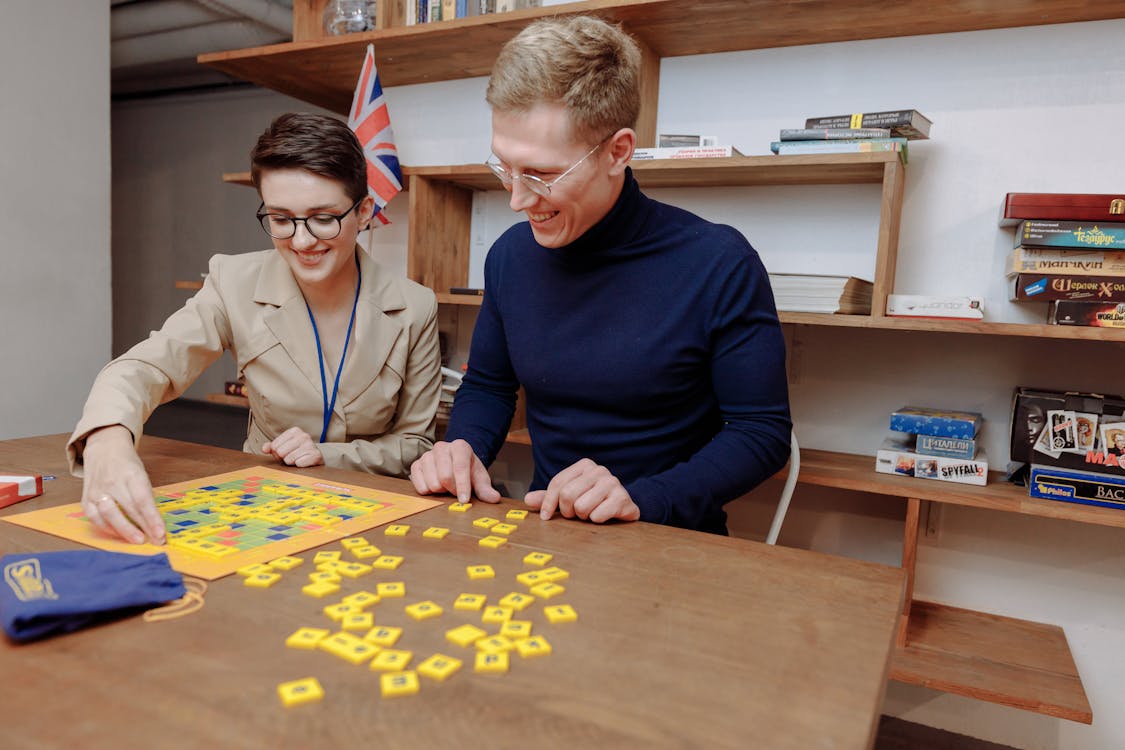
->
[485, 138, 607, 198]
[256, 196, 364, 240]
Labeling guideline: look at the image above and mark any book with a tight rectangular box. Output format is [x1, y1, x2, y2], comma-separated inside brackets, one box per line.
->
[916, 434, 977, 460]
[1007, 247, 1125, 277]
[1012, 273, 1125, 303]
[999, 193, 1125, 227]
[1049, 301, 1125, 328]
[768, 274, 873, 315]
[442, 0, 456, 20]
[803, 110, 932, 140]
[778, 127, 891, 141]
[631, 145, 743, 160]
[657, 134, 718, 147]
[889, 406, 982, 439]
[1016, 220, 1125, 250]
[875, 436, 988, 486]
[885, 294, 984, 320]
[769, 138, 907, 162]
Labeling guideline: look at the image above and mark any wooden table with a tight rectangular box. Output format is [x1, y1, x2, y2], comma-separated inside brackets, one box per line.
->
[0, 435, 905, 750]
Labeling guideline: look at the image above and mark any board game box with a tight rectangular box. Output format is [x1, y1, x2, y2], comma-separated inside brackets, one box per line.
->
[889, 406, 982, 439]
[1, 474, 43, 510]
[875, 436, 988, 486]
[915, 434, 977, 460]
[1016, 220, 1125, 250]
[999, 193, 1125, 227]
[1010, 387, 1125, 479]
[1, 467, 441, 580]
[1049, 301, 1125, 328]
[1028, 464, 1125, 510]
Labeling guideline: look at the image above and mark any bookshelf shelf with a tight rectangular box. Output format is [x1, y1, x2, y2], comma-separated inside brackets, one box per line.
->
[198, 0, 1125, 117]
[207, 1, 1122, 722]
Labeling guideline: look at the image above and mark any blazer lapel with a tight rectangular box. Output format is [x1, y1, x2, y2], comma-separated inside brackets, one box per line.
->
[336, 249, 406, 410]
[254, 252, 323, 394]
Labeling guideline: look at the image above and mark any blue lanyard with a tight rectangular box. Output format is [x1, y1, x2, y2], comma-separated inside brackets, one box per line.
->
[305, 262, 362, 443]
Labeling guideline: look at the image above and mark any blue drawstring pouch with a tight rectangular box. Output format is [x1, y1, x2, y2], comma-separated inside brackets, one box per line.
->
[1, 550, 186, 642]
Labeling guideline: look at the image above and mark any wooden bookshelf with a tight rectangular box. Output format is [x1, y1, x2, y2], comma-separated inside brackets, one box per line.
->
[198, 0, 1125, 117]
[205, 392, 249, 408]
[893, 601, 1089, 723]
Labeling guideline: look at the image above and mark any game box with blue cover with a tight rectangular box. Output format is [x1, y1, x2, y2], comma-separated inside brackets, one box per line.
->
[889, 406, 982, 439]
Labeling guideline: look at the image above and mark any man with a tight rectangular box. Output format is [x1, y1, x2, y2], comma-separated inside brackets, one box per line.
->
[409, 16, 791, 534]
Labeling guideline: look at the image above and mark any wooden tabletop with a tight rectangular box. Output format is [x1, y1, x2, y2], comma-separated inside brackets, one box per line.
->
[0, 435, 904, 750]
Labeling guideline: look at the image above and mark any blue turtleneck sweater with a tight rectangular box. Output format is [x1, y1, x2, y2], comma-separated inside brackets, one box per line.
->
[446, 169, 791, 534]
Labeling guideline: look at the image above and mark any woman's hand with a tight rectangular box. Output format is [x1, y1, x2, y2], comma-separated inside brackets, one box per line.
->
[80, 425, 165, 545]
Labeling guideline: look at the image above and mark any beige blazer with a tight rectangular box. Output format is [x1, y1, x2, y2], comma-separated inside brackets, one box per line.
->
[68, 247, 441, 478]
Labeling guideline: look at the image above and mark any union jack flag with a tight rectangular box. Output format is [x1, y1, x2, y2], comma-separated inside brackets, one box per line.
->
[348, 44, 402, 226]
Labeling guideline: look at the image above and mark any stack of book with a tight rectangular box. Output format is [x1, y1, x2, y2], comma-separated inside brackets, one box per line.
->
[875, 406, 988, 486]
[633, 135, 743, 160]
[1001, 192, 1125, 328]
[770, 109, 931, 161]
[768, 274, 873, 314]
[407, 0, 538, 24]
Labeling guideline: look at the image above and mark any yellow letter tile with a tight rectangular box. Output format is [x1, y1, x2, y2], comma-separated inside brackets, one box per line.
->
[418, 654, 463, 682]
[278, 677, 324, 707]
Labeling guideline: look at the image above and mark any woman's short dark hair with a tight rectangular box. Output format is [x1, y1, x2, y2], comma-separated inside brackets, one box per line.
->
[250, 113, 368, 202]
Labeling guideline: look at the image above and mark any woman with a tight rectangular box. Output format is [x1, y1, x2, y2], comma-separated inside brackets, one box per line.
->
[68, 113, 441, 545]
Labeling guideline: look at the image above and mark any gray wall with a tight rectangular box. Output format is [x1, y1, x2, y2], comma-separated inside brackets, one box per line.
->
[1, 3, 111, 440]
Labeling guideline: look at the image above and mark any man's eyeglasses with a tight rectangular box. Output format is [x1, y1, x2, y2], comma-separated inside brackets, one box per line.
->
[485, 139, 606, 198]
[256, 197, 364, 240]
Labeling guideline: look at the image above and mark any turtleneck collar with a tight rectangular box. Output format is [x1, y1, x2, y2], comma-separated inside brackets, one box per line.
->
[541, 167, 653, 263]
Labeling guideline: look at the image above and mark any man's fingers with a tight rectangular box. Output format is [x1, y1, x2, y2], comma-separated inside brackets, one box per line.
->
[451, 448, 473, 503]
[571, 478, 616, 520]
[471, 459, 500, 503]
[538, 482, 561, 520]
[588, 487, 638, 524]
[524, 490, 545, 509]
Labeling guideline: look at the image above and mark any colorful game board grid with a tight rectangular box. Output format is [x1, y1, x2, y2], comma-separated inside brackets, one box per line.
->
[149, 477, 390, 558]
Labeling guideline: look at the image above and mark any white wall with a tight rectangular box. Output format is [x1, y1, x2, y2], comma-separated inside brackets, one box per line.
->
[108, 18, 1125, 750]
[0, 3, 111, 439]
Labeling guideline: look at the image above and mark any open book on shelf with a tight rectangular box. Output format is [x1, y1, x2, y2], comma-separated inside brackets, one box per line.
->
[768, 274, 873, 314]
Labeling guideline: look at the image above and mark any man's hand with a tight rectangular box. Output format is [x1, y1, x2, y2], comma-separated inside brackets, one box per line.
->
[263, 426, 325, 468]
[409, 439, 500, 504]
[80, 425, 165, 545]
[525, 458, 640, 524]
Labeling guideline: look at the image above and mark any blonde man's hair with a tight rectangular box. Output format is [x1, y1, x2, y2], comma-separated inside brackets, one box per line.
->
[486, 15, 641, 145]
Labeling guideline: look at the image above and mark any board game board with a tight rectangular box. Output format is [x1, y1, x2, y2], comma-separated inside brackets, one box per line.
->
[2, 467, 441, 580]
